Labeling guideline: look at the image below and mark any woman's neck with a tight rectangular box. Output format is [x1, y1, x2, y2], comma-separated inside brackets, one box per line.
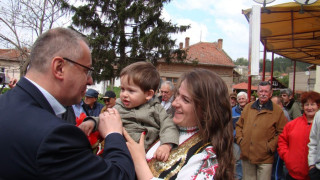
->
[178, 126, 199, 133]
[307, 116, 314, 123]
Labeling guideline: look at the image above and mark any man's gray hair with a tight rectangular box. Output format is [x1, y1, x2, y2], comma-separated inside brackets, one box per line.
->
[237, 91, 248, 100]
[258, 81, 272, 90]
[280, 88, 292, 96]
[161, 81, 174, 90]
[29, 28, 88, 73]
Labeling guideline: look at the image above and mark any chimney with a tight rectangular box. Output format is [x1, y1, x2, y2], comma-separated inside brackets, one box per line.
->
[185, 37, 190, 48]
[179, 42, 183, 49]
[218, 39, 223, 50]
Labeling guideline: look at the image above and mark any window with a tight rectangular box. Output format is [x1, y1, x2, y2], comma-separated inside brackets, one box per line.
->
[166, 77, 178, 85]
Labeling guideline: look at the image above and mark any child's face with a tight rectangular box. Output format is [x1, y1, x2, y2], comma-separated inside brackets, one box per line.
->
[120, 75, 149, 109]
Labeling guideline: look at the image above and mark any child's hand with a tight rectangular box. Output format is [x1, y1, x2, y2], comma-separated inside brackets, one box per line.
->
[8, 78, 17, 89]
[153, 144, 172, 162]
[78, 120, 95, 136]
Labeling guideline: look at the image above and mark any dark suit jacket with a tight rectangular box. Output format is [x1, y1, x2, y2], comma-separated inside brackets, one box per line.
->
[0, 77, 135, 180]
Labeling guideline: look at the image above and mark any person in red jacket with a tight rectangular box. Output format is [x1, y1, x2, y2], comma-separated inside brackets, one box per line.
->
[278, 91, 320, 180]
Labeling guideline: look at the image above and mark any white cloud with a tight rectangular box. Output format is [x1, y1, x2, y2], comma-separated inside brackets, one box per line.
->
[215, 18, 249, 59]
[173, 19, 208, 47]
[170, 0, 215, 11]
[162, 9, 209, 48]
[163, 0, 294, 59]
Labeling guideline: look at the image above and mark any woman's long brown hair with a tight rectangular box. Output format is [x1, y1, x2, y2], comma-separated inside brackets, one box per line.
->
[176, 68, 234, 180]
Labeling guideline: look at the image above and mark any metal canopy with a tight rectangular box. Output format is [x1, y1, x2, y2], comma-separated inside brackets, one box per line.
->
[243, 1, 320, 65]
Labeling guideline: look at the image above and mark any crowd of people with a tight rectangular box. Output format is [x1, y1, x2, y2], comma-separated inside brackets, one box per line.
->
[232, 86, 320, 180]
[1, 27, 320, 180]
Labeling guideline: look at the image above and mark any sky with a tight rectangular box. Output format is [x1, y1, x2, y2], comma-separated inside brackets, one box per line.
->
[162, 0, 294, 61]
[0, 0, 295, 61]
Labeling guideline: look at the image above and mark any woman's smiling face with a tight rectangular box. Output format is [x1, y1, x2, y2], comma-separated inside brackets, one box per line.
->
[172, 80, 197, 127]
[304, 99, 319, 120]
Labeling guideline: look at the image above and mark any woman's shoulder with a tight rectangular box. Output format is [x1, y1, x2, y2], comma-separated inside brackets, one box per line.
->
[285, 115, 306, 128]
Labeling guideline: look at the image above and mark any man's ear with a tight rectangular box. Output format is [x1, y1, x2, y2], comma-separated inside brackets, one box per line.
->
[52, 57, 65, 80]
[145, 89, 155, 101]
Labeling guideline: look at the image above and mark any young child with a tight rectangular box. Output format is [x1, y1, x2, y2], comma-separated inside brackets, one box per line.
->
[114, 61, 179, 161]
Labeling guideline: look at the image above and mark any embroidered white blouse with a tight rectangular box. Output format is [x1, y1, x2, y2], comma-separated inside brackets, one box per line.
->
[146, 126, 218, 180]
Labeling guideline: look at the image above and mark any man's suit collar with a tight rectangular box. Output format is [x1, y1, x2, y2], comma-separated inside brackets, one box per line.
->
[17, 77, 55, 115]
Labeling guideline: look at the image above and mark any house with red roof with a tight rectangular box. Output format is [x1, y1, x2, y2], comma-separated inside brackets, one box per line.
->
[0, 49, 26, 81]
[232, 82, 258, 92]
[156, 38, 235, 92]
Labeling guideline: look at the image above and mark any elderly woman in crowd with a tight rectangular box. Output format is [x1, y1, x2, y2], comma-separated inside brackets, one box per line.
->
[278, 91, 320, 180]
[123, 68, 234, 180]
[232, 91, 248, 180]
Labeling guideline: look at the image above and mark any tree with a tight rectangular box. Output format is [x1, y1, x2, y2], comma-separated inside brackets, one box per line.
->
[65, 0, 190, 82]
[278, 75, 289, 87]
[233, 57, 248, 66]
[0, 0, 70, 76]
[259, 57, 311, 74]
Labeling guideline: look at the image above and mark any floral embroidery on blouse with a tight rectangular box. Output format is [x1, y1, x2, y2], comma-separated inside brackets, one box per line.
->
[192, 147, 218, 179]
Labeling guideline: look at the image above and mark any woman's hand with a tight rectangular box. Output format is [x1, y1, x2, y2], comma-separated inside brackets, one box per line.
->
[123, 129, 154, 180]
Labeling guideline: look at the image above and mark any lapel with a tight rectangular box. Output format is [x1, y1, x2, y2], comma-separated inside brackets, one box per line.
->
[16, 77, 55, 115]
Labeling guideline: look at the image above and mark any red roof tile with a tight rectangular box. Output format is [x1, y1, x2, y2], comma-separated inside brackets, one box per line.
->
[232, 82, 258, 90]
[184, 42, 234, 67]
[0, 49, 27, 61]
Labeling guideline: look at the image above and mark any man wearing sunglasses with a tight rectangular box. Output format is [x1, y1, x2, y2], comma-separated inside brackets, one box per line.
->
[0, 28, 134, 179]
[101, 90, 117, 113]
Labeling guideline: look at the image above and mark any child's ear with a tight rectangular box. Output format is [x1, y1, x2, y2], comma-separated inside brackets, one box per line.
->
[145, 89, 155, 101]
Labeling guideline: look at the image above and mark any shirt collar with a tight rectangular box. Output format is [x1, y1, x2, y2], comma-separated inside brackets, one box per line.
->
[252, 99, 273, 111]
[25, 77, 66, 117]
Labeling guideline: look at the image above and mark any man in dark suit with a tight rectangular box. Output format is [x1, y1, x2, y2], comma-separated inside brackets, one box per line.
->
[0, 28, 135, 179]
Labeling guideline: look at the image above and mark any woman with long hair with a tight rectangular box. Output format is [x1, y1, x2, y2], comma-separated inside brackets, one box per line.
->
[124, 68, 234, 180]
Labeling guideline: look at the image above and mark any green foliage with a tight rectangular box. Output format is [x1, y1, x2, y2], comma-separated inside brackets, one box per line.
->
[65, 0, 190, 83]
[233, 57, 248, 66]
[273, 89, 281, 97]
[259, 57, 311, 74]
[106, 86, 121, 98]
[97, 86, 121, 104]
[278, 75, 289, 87]
[251, 91, 257, 98]
[233, 57, 311, 79]
[0, 87, 10, 94]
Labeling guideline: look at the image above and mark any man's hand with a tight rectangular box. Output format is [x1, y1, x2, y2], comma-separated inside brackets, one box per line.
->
[153, 143, 172, 162]
[98, 108, 122, 138]
[78, 120, 95, 136]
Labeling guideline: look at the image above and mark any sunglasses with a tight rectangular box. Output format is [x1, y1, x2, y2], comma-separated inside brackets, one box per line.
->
[103, 98, 110, 102]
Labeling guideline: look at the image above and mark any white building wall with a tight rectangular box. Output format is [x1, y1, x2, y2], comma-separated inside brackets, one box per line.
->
[314, 66, 320, 93]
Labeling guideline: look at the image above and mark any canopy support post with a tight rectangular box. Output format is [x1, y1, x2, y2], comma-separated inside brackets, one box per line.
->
[262, 40, 267, 81]
[271, 52, 274, 88]
[293, 61, 296, 97]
